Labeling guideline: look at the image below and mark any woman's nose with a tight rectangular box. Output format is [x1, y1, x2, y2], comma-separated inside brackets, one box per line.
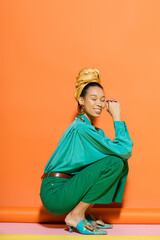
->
[96, 100, 102, 107]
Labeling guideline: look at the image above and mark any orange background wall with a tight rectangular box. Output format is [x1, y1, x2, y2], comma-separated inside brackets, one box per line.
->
[1, 0, 160, 209]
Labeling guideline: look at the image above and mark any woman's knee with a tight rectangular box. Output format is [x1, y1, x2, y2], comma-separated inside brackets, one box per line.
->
[98, 156, 124, 174]
[97, 155, 124, 168]
[109, 156, 124, 171]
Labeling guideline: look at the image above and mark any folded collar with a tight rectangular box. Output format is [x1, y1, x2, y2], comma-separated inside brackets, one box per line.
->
[78, 113, 93, 125]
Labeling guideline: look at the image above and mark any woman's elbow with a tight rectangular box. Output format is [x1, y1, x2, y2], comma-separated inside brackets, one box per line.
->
[120, 146, 133, 160]
[122, 152, 131, 159]
[130, 138, 134, 147]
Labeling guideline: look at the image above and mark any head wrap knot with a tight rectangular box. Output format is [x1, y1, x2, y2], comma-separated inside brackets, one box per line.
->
[74, 68, 101, 102]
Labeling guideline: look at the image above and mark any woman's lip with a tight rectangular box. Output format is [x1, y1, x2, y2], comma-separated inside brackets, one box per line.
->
[94, 108, 102, 113]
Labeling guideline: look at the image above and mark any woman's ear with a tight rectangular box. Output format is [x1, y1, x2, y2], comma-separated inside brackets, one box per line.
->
[78, 97, 84, 106]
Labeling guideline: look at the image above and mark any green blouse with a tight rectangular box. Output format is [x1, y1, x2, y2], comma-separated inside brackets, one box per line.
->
[44, 113, 133, 176]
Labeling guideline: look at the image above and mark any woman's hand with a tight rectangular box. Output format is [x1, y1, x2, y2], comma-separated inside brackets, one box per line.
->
[106, 98, 121, 121]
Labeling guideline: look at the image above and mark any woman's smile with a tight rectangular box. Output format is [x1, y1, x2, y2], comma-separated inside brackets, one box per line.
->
[93, 108, 102, 114]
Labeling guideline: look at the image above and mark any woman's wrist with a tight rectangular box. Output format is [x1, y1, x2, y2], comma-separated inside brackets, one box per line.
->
[113, 115, 122, 121]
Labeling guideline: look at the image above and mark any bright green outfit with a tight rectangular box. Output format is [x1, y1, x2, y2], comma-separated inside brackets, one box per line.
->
[40, 113, 133, 215]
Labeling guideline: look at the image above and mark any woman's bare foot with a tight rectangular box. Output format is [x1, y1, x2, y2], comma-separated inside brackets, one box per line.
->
[65, 210, 85, 228]
[85, 204, 95, 218]
[65, 201, 92, 228]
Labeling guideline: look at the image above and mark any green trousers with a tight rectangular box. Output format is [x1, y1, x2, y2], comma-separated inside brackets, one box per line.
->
[40, 156, 129, 215]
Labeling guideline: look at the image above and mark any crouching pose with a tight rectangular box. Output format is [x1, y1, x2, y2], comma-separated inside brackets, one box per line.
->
[40, 68, 133, 235]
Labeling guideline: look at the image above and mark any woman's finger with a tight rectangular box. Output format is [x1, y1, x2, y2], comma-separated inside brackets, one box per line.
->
[106, 98, 116, 100]
[106, 102, 108, 109]
[106, 99, 118, 102]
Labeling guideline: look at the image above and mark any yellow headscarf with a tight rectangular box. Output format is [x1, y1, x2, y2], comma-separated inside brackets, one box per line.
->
[74, 68, 101, 102]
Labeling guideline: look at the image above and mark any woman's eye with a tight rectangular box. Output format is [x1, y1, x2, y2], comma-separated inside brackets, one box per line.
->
[91, 99, 105, 102]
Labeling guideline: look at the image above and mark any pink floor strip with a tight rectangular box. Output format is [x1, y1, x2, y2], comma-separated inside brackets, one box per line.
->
[0, 223, 160, 235]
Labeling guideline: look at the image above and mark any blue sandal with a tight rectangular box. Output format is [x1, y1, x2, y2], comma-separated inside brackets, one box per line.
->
[86, 214, 113, 229]
[66, 218, 107, 235]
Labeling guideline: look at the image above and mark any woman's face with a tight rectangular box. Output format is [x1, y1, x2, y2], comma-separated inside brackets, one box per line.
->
[80, 86, 106, 121]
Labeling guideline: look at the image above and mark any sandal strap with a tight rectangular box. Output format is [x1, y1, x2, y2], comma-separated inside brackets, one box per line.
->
[96, 219, 105, 226]
[89, 214, 105, 226]
[83, 219, 99, 231]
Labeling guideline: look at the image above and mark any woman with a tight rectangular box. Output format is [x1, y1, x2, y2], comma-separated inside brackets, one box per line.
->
[40, 68, 133, 235]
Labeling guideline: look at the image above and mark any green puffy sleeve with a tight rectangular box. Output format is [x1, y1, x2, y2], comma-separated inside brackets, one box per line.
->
[77, 121, 133, 163]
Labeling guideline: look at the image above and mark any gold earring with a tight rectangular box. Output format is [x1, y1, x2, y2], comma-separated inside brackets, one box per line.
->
[80, 105, 85, 114]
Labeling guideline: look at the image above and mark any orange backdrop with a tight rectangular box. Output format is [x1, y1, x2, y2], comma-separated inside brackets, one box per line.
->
[1, 0, 160, 209]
